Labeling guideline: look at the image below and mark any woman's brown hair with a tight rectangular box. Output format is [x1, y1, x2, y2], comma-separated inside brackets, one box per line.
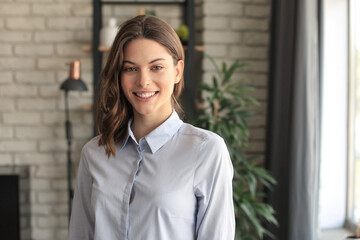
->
[97, 15, 185, 157]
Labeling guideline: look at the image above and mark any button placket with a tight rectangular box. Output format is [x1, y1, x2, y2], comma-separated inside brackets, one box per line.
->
[126, 141, 144, 239]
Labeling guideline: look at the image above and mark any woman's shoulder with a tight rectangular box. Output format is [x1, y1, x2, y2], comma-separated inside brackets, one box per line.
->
[81, 135, 104, 155]
[83, 135, 100, 147]
[179, 123, 226, 147]
[180, 124, 232, 173]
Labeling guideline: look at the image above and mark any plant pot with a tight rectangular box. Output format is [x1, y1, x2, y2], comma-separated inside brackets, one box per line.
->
[345, 236, 360, 239]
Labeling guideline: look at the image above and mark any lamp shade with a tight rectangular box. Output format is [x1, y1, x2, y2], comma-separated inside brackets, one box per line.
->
[60, 77, 87, 92]
[60, 60, 88, 92]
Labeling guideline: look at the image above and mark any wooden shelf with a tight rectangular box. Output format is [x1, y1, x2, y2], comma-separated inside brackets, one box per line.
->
[81, 104, 93, 111]
[82, 45, 110, 52]
[194, 45, 205, 52]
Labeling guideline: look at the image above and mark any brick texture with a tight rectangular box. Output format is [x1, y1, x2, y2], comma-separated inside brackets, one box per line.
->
[0, 43, 12, 56]
[0, 3, 30, 16]
[0, 0, 92, 239]
[200, 0, 271, 157]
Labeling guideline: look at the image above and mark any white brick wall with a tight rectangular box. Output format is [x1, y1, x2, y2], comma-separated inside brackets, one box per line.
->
[0, 72, 13, 83]
[3, 112, 42, 125]
[6, 17, 46, 30]
[0, 0, 272, 239]
[203, 2, 244, 15]
[0, 32, 33, 42]
[34, 31, 75, 43]
[0, 3, 30, 15]
[0, 58, 36, 70]
[0, 0, 93, 239]
[15, 45, 54, 56]
[0, 43, 12, 56]
[200, 0, 272, 156]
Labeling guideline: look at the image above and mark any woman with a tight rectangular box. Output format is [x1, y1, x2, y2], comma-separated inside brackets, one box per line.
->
[69, 15, 235, 240]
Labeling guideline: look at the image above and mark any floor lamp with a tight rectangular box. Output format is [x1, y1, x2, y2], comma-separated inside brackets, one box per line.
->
[59, 60, 87, 220]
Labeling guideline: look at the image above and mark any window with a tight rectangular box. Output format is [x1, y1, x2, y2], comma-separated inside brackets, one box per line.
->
[319, 0, 360, 237]
[319, 0, 348, 230]
[349, 0, 360, 224]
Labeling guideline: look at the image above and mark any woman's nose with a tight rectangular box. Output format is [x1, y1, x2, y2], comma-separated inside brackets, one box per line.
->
[137, 69, 151, 87]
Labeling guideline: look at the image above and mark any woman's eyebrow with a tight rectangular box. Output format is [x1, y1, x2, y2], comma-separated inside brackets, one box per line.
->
[123, 60, 136, 65]
[123, 58, 166, 65]
[149, 58, 165, 64]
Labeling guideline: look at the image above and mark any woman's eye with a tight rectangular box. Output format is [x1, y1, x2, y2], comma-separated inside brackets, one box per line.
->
[123, 67, 137, 72]
[152, 66, 164, 70]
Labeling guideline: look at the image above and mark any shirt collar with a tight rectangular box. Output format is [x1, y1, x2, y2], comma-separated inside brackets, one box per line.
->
[119, 111, 183, 154]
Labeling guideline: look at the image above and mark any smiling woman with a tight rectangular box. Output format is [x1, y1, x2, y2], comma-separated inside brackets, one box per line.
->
[97, 15, 185, 158]
[68, 15, 235, 240]
[120, 38, 184, 141]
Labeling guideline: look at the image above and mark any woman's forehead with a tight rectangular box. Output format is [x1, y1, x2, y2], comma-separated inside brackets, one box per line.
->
[123, 39, 173, 63]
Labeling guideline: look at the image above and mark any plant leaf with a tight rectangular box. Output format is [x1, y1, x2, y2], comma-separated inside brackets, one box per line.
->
[223, 60, 240, 85]
[195, 56, 278, 239]
[205, 54, 222, 77]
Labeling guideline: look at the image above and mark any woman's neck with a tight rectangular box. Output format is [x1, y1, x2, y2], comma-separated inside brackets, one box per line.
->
[131, 110, 173, 143]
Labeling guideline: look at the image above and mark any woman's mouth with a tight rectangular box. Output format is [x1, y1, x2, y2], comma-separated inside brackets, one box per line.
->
[133, 91, 159, 99]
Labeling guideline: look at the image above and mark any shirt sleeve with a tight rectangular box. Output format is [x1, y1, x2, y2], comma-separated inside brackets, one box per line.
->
[193, 135, 235, 240]
[69, 147, 95, 240]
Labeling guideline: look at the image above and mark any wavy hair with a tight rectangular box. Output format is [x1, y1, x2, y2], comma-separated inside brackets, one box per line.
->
[97, 15, 185, 157]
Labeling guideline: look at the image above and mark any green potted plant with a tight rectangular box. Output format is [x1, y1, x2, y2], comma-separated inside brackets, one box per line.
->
[195, 55, 278, 239]
[175, 24, 189, 45]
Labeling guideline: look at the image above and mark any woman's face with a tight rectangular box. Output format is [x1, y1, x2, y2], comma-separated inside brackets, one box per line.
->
[121, 38, 184, 121]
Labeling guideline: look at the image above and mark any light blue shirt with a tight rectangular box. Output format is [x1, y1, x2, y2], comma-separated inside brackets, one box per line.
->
[69, 111, 235, 240]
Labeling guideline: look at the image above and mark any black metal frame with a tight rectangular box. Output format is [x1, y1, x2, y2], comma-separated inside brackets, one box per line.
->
[63, 91, 73, 220]
[92, 0, 195, 135]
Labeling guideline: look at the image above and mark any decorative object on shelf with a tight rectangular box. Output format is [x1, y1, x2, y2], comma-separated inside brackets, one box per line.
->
[100, 18, 118, 48]
[195, 55, 278, 239]
[175, 24, 189, 45]
[59, 60, 88, 220]
[82, 45, 110, 52]
[137, 8, 156, 16]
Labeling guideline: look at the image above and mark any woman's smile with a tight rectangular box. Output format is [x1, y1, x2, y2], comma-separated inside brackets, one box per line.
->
[121, 38, 183, 121]
[133, 91, 159, 101]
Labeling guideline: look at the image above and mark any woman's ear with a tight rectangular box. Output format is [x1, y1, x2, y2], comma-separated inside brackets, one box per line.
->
[174, 60, 184, 84]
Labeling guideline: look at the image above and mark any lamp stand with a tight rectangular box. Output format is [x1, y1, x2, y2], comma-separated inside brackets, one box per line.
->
[64, 91, 73, 221]
[59, 60, 88, 222]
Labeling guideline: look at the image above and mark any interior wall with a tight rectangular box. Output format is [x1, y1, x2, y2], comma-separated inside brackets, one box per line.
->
[0, 1, 93, 239]
[200, 0, 272, 157]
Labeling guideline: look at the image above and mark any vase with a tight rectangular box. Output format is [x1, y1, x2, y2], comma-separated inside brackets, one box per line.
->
[100, 18, 118, 47]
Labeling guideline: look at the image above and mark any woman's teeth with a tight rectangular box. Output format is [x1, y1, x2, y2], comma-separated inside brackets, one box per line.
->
[135, 92, 157, 98]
